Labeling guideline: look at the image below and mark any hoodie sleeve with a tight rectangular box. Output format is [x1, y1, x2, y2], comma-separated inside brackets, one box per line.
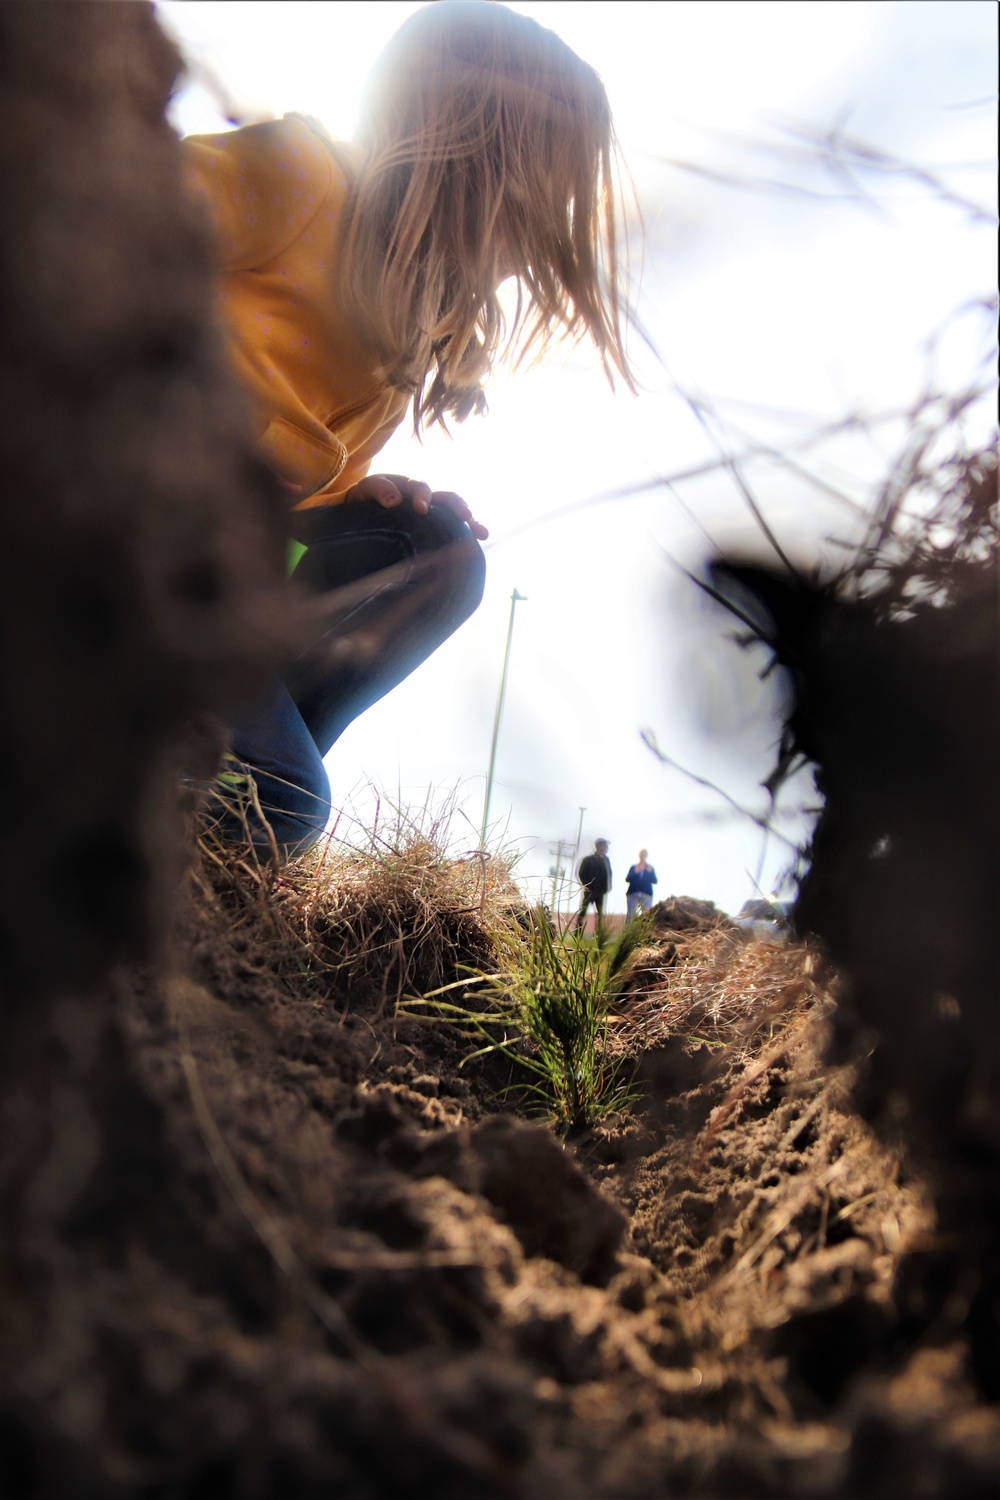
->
[182, 117, 333, 272]
[300, 389, 411, 508]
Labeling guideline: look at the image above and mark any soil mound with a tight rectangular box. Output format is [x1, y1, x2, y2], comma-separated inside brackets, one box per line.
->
[4, 837, 997, 1498]
[714, 450, 1000, 1402]
[650, 896, 735, 934]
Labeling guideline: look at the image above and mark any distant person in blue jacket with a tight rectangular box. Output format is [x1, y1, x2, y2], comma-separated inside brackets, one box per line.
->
[625, 849, 658, 923]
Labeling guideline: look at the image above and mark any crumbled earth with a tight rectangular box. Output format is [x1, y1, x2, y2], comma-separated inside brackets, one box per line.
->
[4, 859, 996, 1498]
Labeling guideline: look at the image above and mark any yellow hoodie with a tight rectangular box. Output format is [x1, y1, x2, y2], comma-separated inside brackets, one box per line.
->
[183, 115, 409, 508]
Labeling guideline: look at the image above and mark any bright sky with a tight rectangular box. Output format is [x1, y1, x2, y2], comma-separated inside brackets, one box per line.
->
[159, 1, 997, 913]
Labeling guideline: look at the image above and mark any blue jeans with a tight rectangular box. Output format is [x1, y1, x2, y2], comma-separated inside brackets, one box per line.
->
[221, 499, 485, 857]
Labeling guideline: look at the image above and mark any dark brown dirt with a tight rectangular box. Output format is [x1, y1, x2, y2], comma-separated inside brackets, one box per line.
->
[0, 0, 294, 1002]
[5, 848, 997, 1498]
[0, 6, 996, 1498]
[714, 452, 1000, 1405]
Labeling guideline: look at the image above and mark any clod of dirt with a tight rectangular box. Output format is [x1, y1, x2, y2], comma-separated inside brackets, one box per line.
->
[468, 1116, 627, 1284]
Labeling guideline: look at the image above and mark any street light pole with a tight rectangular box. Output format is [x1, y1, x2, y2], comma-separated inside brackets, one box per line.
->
[480, 588, 526, 849]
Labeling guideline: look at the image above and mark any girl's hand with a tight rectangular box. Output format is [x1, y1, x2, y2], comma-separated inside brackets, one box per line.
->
[428, 489, 489, 540]
[344, 474, 488, 540]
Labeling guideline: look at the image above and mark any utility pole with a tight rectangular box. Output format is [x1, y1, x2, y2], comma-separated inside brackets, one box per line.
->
[548, 838, 572, 911]
[480, 588, 526, 849]
[571, 806, 586, 880]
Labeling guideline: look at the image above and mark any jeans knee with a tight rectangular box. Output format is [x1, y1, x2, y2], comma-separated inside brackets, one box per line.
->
[423, 508, 485, 614]
[452, 532, 486, 620]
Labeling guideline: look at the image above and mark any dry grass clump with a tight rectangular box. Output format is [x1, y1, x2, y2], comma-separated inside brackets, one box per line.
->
[610, 927, 831, 1057]
[188, 794, 525, 1012]
[847, 444, 997, 615]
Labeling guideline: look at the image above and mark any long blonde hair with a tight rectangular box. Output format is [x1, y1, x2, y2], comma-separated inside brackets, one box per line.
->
[341, 0, 636, 431]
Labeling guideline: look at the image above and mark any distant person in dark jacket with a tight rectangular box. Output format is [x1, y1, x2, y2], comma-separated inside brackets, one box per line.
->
[625, 849, 658, 923]
[575, 838, 612, 934]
